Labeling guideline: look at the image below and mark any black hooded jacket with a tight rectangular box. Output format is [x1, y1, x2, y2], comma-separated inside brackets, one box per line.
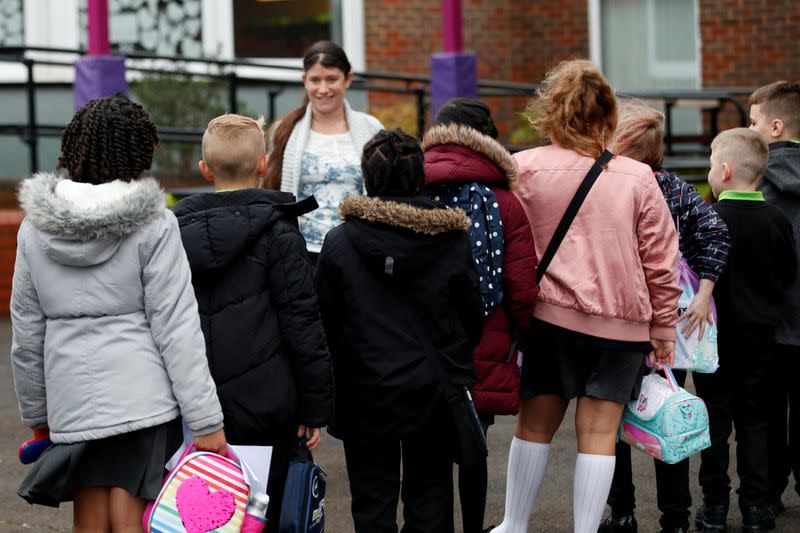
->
[315, 195, 483, 440]
[173, 189, 333, 444]
[760, 141, 800, 345]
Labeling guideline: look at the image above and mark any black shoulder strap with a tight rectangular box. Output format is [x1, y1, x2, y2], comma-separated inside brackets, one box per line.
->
[536, 149, 614, 284]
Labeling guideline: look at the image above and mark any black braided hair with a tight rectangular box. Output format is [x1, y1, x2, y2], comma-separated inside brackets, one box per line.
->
[361, 129, 424, 197]
[57, 94, 159, 184]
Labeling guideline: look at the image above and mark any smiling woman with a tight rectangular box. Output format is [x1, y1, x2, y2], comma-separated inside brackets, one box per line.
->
[262, 41, 383, 258]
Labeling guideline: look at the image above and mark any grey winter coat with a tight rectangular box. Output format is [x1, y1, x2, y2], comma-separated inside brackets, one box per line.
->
[11, 173, 223, 444]
[760, 141, 800, 346]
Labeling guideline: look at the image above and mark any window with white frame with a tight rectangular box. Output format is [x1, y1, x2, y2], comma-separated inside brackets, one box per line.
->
[233, 0, 342, 59]
[1, 0, 364, 81]
[590, 0, 701, 132]
[596, 0, 700, 91]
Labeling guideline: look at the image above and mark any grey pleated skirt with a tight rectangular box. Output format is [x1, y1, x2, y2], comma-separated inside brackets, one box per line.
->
[18, 418, 182, 507]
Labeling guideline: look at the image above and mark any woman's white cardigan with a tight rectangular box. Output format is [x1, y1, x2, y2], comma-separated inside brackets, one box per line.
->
[278, 100, 384, 196]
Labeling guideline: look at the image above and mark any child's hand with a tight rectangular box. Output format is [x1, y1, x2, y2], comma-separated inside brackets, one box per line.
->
[648, 339, 675, 369]
[680, 280, 715, 340]
[297, 425, 322, 450]
[194, 428, 227, 455]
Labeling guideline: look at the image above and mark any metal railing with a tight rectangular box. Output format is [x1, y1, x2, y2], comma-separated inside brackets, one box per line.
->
[0, 46, 751, 176]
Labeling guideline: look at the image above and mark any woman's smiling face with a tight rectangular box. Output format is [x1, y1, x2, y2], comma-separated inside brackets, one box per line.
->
[303, 63, 353, 117]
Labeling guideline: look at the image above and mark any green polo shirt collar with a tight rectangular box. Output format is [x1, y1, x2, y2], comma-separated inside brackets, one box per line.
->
[718, 190, 764, 202]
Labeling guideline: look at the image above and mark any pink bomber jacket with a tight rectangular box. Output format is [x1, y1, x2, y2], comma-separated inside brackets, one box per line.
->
[514, 144, 680, 342]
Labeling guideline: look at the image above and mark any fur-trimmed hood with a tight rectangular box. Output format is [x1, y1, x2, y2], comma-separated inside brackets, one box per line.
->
[336, 195, 470, 279]
[339, 194, 469, 235]
[422, 123, 517, 188]
[18, 173, 166, 266]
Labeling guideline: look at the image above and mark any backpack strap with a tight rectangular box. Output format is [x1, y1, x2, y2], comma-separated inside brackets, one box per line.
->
[536, 149, 614, 284]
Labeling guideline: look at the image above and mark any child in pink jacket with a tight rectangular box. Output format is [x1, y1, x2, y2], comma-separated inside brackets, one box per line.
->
[492, 60, 680, 533]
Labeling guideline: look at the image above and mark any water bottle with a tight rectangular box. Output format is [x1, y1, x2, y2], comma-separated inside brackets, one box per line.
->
[240, 492, 269, 533]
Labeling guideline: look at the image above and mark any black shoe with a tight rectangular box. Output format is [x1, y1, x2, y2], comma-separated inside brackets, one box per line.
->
[597, 514, 638, 533]
[658, 513, 690, 533]
[694, 504, 728, 532]
[741, 506, 776, 532]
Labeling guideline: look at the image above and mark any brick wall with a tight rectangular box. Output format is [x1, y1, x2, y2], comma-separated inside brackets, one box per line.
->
[699, 0, 800, 129]
[700, 0, 800, 87]
[364, 0, 590, 140]
[365, 1, 800, 137]
[0, 210, 23, 314]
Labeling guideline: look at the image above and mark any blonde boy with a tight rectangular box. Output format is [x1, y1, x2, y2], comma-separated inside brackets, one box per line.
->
[173, 115, 333, 533]
[707, 128, 769, 197]
[750, 82, 800, 514]
[199, 114, 268, 189]
[693, 128, 797, 532]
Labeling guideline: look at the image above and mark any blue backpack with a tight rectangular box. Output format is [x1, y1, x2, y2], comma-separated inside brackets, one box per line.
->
[279, 446, 326, 533]
[428, 183, 504, 316]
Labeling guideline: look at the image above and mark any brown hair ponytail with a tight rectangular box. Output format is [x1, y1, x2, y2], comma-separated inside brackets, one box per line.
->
[262, 95, 308, 190]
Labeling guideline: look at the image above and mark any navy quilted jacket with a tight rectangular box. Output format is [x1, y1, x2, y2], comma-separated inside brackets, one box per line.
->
[654, 169, 730, 282]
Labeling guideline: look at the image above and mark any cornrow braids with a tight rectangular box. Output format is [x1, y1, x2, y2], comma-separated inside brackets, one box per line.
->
[361, 129, 424, 197]
[58, 94, 159, 184]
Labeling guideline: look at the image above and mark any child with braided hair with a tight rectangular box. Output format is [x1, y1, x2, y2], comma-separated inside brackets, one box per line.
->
[12, 94, 226, 530]
[315, 129, 484, 532]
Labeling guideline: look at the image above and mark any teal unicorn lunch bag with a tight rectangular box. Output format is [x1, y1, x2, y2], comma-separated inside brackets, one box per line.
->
[619, 366, 710, 464]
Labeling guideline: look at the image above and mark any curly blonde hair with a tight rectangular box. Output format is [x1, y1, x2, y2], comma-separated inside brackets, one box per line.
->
[202, 114, 266, 181]
[528, 59, 617, 158]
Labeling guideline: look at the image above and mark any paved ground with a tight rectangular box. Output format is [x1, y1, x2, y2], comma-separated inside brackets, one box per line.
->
[1, 317, 798, 532]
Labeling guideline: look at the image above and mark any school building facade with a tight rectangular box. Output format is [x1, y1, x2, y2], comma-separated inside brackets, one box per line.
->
[0, 0, 797, 311]
[0, 0, 797, 160]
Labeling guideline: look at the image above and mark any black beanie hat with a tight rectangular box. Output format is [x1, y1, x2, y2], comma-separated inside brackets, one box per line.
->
[434, 98, 499, 139]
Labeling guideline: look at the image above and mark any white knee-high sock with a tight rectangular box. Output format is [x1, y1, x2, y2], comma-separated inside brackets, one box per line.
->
[573, 453, 616, 533]
[492, 437, 551, 533]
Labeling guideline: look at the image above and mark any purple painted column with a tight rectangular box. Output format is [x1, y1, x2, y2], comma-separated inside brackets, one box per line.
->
[430, 0, 477, 120]
[74, 0, 127, 110]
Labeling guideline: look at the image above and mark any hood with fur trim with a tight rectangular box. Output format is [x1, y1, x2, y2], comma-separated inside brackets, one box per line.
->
[18, 173, 166, 266]
[337, 195, 470, 278]
[422, 123, 517, 189]
[339, 194, 469, 235]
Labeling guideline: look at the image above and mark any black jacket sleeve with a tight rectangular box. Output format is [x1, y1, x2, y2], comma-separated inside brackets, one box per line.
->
[314, 235, 344, 360]
[778, 216, 798, 289]
[266, 221, 334, 428]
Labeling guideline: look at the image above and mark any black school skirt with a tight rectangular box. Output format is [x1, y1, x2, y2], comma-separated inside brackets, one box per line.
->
[18, 418, 182, 507]
[520, 318, 651, 404]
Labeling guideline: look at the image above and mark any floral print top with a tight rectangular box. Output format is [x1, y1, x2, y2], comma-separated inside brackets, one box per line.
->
[298, 130, 363, 253]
